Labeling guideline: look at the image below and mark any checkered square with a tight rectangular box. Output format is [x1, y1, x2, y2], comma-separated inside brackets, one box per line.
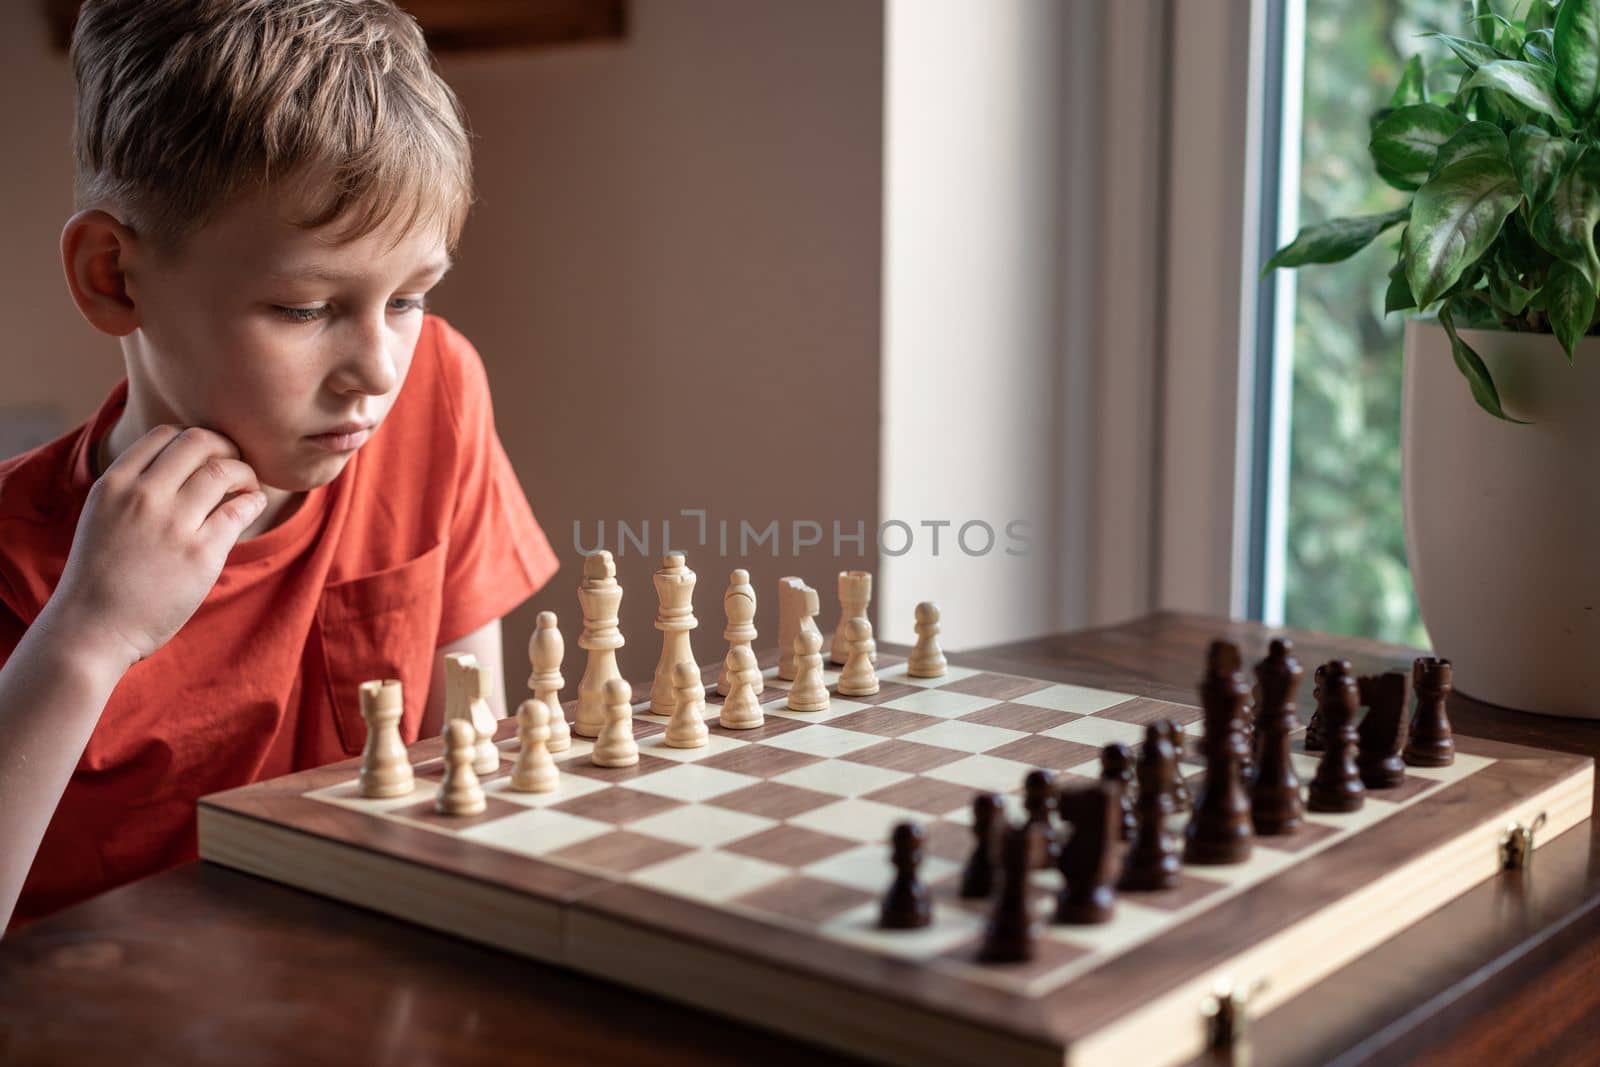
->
[697, 744, 822, 779]
[772, 759, 911, 798]
[1012, 683, 1138, 715]
[628, 804, 776, 848]
[724, 825, 859, 867]
[759, 724, 885, 758]
[825, 707, 945, 738]
[860, 776, 975, 816]
[631, 850, 790, 902]
[840, 739, 971, 774]
[545, 829, 695, 873]
[731, 875, 876, 924]
[709, 781, 841, 820]
[958, 702, 1082, 734]
[898, 719, 1031, 755]
[618, 763, 762, 803]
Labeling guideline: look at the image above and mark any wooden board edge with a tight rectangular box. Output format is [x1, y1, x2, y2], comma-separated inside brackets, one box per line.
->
[564, 907, 1064, 1067]
[197, 807, 567, 963]
[1065, 760, 1595, 1067]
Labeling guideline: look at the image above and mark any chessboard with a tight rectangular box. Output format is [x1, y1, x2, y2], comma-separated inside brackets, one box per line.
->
[198, 654, 1593, 1067]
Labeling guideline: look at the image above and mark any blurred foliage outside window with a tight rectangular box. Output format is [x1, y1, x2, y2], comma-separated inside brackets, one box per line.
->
[1281, 0, 1458, 646]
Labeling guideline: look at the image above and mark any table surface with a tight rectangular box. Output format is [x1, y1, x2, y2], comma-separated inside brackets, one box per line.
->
[5, 611, 1600, 1067]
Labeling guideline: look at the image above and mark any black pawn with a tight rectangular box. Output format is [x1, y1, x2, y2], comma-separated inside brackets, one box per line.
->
[1100, 743, 1137, 842]
[977, 824, 1034, 964]
[879, 822, 931, 929]
[960, 793, 1003, 899]
[1357, 671, 1411, 788]
[1404, 657, 1455, 767]
[1183, 640, 1254, 865]
[1022, 769, 1059, 870]
[1304, 663, 1327, 751]
[1250, 639, 1304, 836]
[1120, 721, 1181, 891]
[1307, 660, 1364, 813]
[1167, 720, 1193, 812]
[1054, 781, 1119, 925]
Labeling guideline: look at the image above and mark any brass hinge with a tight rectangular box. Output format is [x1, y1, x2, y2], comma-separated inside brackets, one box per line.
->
[1500, 812, 1548, 871]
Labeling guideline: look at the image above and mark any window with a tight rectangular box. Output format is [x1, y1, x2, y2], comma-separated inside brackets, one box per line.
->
[1260, 0, 1456, 646]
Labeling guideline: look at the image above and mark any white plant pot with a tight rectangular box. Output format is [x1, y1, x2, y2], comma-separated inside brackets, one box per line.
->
[1402, 318, 1600, 718]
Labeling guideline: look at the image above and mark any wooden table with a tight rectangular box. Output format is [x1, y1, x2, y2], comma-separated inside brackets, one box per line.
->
[4, 612, 1600, 1066]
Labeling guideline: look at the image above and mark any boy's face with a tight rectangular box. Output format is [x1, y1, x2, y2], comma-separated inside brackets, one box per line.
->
[123, 169, 452, 492]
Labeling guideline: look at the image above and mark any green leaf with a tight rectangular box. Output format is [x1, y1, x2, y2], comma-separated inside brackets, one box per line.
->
[1542, 259, 1596, 359]
[1463, 60, 1574, 129]
[1438, 303, 1522, 422]
[1556, 0, 1600, 121]
[1405, 155, 1525, 308]
[1263, 207, 1410, 275]
[1429, 122, 1509, 179]
[1422, 31, 1504, 71]
[1370, 105, 1465, 189]
[1391, 55, 1428, 107]
[1526, 0, 1561, 35]
[1531, 150, 1600, 283]
[1509, 124, 1574, 205]
[1385, 256, 1417, 313]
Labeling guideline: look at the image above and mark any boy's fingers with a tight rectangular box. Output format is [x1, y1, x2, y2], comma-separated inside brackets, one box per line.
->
[97, 424, 183, 483]
[175, 457, 261, 529]
[139, 427, 244, 494]
[201, 489, 268, 545]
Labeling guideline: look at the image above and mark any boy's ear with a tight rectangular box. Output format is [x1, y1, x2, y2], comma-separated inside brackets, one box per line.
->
[60, 209, 143, 337]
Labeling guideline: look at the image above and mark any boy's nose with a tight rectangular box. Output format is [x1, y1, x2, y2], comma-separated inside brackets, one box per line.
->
[333, 319, 400, 396]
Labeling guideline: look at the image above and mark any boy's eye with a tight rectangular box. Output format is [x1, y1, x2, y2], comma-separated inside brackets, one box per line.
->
[272, 297, 427, 324]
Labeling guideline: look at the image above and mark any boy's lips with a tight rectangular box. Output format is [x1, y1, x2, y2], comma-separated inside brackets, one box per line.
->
[305, 423, 374, 452]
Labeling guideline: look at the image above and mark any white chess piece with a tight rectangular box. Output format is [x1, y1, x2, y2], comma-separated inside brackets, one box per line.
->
[592, 677, 640, 767]
[575, 551, 625, 738]
[777, 578, 821, 681]
[720, 645, 765, 729]
[436, 719, 487, 816]
[358, 679, 413, 798]
[837, 617, 880, 697]
[665, 661, 709, 748]
[718, 569, 761, 696]
[831, 570, 874, 666]
[908, 601, 948, 678]
[445, 652, 500, 775]
[650, 552, 699, 715]
[510, 698, 560, 793]
[529, 611, 571, 753]
[787, 629, 831, 712]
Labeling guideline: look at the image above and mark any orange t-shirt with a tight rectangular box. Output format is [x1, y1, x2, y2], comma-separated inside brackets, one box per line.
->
[0, 314, 560, 927]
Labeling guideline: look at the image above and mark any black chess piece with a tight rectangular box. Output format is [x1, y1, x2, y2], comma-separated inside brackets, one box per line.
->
[1120, 721, 1181, 891]
[1404, 657, 1455, 767]
[1022, 769, 1059, 870]
[1167, 719, 1193, 812]
[977, 824, 1034, 963]
[1304, 663, 1327, 752]
[1100, 743, 1137, 842]
[960, 792, 1004, 899]
[1054, 781, 1119, 924]
[879, 821, 932, 929]
[1307, 659, 1365, 813]
[1184, 641, 1255, 865]
[1250, 639, 1304, 836]
[1357, 670, 1411, 788]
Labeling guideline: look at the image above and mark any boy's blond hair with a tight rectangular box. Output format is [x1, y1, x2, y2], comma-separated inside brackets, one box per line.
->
[71, 0, 473, 259]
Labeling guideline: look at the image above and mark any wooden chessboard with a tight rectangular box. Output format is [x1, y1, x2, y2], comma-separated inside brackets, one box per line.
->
[198, 654, 1594, 1067]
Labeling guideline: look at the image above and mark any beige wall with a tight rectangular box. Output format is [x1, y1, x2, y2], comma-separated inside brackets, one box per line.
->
[432, 0, 885, 684]
[0, 6, 121, 446]
[0, 2, 885, 691]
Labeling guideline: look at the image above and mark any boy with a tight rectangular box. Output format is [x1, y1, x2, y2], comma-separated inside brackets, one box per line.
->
[0, 0, 559, 930]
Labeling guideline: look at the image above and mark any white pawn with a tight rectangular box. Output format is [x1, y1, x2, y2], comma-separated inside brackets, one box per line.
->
[720, 645, 765, 729]
[837, 618, 880, 697]
[358, 679, 413, 798]
[592, 677, 640, 767]
[436, 719, 486, 816]
[529, 612, 572, 753]
[908, 601, 948, 678]
[666, 661, 709, 748]
[787, 629, 830, 712]
[510, 698, 560, 793]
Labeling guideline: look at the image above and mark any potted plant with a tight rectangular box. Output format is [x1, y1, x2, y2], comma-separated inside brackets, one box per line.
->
[1266, 0, 1600, 717]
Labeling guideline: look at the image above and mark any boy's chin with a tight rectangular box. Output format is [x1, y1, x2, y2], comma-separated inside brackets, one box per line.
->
[255, 451, 357, 494]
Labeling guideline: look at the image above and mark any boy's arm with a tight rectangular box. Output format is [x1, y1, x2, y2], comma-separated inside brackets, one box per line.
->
[420, 617, 507, 738]
[0, 426, 264, 932]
